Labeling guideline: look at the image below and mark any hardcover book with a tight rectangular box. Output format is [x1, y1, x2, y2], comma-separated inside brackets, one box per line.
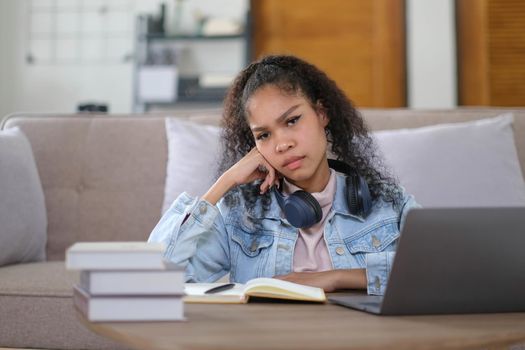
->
[66, 241, 166, 270]
[73, 285, 185, 322]
[79, 263, 184, 295]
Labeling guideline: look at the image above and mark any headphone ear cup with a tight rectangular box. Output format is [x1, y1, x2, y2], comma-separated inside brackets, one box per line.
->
[356, 175, 373, 218]
[284, 191, 322, 228]
[346, 173, 373, 218]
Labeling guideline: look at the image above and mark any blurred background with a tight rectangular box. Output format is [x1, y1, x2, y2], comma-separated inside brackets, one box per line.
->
[0, 0, 523, 118]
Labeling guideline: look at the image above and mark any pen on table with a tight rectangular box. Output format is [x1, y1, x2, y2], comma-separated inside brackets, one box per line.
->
[204, 283, 236, 294]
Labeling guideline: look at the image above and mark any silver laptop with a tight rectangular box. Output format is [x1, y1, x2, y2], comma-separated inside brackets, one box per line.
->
[328, 207, 525, 315]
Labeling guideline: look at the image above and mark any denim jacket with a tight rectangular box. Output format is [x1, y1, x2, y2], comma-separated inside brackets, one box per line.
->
[148, 173, 419, 295]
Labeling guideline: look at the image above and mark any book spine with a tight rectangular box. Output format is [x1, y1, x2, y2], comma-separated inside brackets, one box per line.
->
[79, 271, 91, 293]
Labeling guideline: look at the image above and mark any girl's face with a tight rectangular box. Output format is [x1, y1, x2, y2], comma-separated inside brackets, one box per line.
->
[246, 84, 330, 192]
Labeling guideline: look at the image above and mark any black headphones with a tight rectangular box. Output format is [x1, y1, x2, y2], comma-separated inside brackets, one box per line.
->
[273, 159, 372, 228]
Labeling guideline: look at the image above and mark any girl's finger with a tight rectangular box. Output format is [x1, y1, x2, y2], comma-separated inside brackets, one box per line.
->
[260, 175, 270, 194]
[259, 161, 275, 194]
[266, 166, 276, 191]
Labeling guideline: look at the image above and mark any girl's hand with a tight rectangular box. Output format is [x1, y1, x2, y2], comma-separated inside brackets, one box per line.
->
[224, 148, 279, 194]
[202, 148, 279, 205]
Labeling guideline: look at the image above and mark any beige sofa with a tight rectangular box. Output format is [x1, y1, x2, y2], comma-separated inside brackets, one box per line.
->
[1, 108, 524, 350]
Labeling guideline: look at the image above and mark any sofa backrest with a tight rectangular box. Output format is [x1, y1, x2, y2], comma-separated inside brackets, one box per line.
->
[2, 108, 525, 260]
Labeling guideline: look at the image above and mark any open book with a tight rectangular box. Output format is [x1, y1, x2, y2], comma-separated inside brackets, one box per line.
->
[184, 278, 326, 304]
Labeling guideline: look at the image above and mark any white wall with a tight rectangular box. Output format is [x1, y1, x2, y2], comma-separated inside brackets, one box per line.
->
[0, 0, 247, 118]
[0, 0, 136, 117]
[0, 0, 20, 119]
[407, 0, 457, 108]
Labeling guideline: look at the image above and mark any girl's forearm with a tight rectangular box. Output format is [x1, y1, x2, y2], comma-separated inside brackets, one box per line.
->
[274, 269, 367, 292]
[333, 269, 367, 290]
[202, 173, 236, 205]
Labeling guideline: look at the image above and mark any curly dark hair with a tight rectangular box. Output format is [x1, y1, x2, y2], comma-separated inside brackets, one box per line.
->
[218, 54, 402, 213]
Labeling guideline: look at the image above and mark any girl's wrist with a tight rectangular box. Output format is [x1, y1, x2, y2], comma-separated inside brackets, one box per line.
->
[202, 174, 236, 205]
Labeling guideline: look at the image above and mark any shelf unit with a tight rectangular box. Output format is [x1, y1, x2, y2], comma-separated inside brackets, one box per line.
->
[133, 13, 251, 112]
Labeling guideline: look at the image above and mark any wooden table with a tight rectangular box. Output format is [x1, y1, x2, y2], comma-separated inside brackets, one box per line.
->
[79, 300, 525, 350]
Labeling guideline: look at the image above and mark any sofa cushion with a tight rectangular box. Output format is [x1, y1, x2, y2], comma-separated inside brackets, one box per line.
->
[0, 261, 129, 349]
[162, 118, 222, 213]
[360, 108, 525, 181]
[373, 113, 525, 207]
[0, 127, 46, 266]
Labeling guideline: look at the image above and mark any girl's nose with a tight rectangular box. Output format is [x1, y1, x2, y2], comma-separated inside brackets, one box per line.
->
[276, 141, 293, 153]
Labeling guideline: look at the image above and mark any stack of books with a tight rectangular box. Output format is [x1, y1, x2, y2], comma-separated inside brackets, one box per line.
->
[66, 241, 185, 322]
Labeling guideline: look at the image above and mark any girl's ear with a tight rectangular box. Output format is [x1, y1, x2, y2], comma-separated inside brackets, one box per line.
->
[316, 101, 329, 127]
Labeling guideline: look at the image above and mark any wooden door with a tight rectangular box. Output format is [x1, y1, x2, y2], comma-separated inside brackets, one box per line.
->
[251, 0, 406, 107]
[457, 0, 525, 106]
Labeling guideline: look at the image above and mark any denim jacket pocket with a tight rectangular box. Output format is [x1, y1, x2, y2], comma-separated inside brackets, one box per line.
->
[231, 230, 274, 258]
[344, 220, 400, 253]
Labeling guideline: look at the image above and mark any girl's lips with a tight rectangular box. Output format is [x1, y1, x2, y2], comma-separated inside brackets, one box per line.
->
[284, 157, 304, 170]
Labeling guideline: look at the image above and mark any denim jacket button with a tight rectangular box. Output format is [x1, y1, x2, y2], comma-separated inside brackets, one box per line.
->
[335, 247, 345, 255]
[250, 241, 258, 252]
[199, 203, 207, 214]
[372, 235, 381, 248]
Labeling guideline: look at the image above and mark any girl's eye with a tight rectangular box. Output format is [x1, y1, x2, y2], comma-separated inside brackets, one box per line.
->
[256, 132, 269, 141]
[287, 115, 301, 126]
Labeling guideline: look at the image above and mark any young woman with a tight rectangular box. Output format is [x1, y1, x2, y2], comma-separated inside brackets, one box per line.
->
[149, 55, 419, 295]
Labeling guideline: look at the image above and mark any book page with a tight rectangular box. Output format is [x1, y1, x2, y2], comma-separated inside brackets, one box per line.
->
[244, 278, 326, 302]
[184, 283, 247, 304]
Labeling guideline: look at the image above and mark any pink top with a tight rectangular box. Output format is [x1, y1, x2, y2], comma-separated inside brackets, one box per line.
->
[283, 170, 336, 272]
